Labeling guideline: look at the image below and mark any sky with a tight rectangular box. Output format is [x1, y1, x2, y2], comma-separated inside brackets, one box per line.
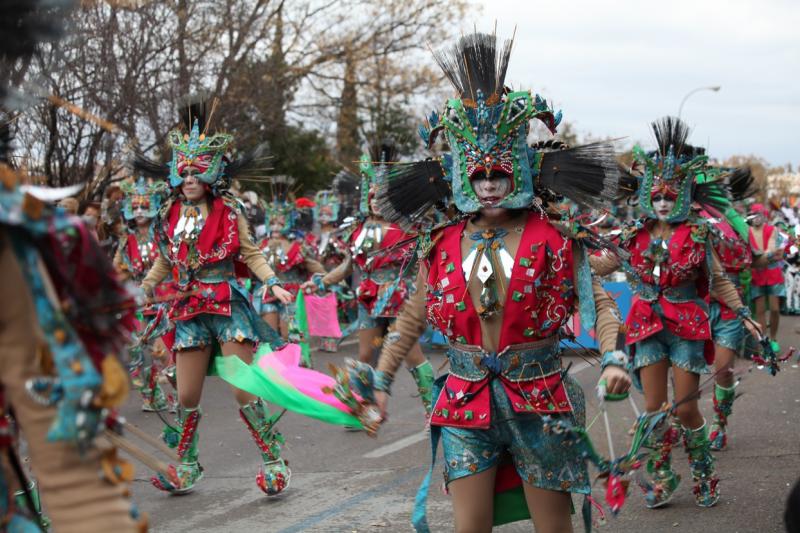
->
[472, 0, 799, 168]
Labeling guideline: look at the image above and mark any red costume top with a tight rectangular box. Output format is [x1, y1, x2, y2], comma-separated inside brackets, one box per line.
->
[749, 224, 784, 286]
[348, 220, 415, 317]
[622, 220, 711, 345]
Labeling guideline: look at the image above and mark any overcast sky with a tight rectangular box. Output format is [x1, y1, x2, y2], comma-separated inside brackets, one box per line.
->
[472, 0, 798, 168]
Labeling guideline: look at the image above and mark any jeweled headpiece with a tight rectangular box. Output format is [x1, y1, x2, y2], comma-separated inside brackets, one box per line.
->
[313, 190, 340, 224]
[167, 98, 233, 190]
[120, 176, 168, 220]
[264, 175, 297, 235]
[375, 32, 620, 229]
[634, 116, 707, 223]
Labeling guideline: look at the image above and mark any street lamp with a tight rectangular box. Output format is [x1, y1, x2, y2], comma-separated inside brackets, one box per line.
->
[677, 85, 721, 118]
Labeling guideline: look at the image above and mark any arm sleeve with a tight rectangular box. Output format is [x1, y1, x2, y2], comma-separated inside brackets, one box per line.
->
[237, 213, 278, 283]
[708, 248, 745, 311]
[376, 267, 428, 385]
[321, 254, 353, 285]
[592, 277, 623, 355]
[141, 255, 170, 293]
[589, 249, 623, 277]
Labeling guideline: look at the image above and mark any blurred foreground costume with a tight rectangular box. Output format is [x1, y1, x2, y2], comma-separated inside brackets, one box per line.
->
[0, 2, 143, 531]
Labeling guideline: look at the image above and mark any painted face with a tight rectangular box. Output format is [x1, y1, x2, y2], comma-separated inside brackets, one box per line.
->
[181, 172, 206, 202]
[651, 193, 676, 221]
[470, 171, 513, 207]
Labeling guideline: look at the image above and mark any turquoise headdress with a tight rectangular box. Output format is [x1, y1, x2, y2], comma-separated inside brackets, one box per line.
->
[633, 116, 707, 223]
[375, 32, 620, 230]
[313, 190, 340, 224]
[120, 176, 168, 220]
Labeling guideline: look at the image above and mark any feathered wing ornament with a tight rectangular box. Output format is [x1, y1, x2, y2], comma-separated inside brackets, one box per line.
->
[375, 159, 449, 230]
[537, 141, 621, 211]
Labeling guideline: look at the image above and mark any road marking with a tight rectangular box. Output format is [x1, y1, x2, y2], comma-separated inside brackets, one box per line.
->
[363, 430, 428, 459]
[361, 357, 594, 460]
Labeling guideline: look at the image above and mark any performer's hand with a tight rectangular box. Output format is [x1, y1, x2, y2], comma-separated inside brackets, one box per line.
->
[744, 319, 763, 340]
[300, 280, 316, 294]
[375, 391, 389, 422]
[598, 366, 631, 396]
[271, 285, 294, 304]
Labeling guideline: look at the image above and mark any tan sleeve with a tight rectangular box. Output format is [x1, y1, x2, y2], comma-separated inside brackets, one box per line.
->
[592, 277, 622, 355]
[141, 255, 170, 293]
[376, 267, 428, 386]
[708, 248, 745, 311]
[322, 254, 353, 286]
[237, 213, 277, 283]
[303, 256, 327, 275]
[589, 250, 622, 277]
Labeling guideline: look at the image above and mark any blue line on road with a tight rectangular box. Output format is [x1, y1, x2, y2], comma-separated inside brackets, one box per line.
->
[276, 466, 425, 533]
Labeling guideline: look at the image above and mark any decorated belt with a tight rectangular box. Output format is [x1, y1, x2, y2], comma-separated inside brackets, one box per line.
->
[638, 282, 697, 303]
[447, 337, 561, 383]
[176, 259, 234, 288]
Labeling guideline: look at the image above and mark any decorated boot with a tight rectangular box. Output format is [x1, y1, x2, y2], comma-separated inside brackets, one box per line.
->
[409, 360, 434, 415]
[240, 400, 291, 496]
[709, 384, 735, 451]
[640, 417, 681, 508]
[151, 407, 203, 494]
[683, 422, 719, 507]
[140, 362, 168, 412]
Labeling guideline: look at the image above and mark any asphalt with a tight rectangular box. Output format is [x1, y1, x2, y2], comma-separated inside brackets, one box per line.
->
[123, 320, 800, 533]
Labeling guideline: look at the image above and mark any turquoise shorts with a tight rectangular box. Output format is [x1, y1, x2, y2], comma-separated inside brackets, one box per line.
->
[709, 302, 745, 352]
[751, 283, 786, 298]
[174, 291, 274, 351]
[633, 328, 707, 382]
[440, 376, 589, 495]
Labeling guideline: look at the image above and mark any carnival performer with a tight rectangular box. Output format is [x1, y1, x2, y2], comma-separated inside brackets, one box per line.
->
[620, 117, 760, 509]
[370, 33, 630, 532]
[301, 141, 435, 415]
[256, 177, 326, 339]
[749, 203, 785, 351]
[0, 3, 144, 530]
[693, 166, 755, 451]
[311, 189, 351, 352]
[113, 176, 174, 412]
[137, 99, 294, 496]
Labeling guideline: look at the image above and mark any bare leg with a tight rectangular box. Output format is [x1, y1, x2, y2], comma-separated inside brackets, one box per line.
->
[262, 311, 280, 332]
[220, 340, 257, 406]
[754, 296, 766, 337]
[672, 366, 703, 429]
[175, 346, 212, 408]
[523, 484, 573, 533]
[449, 467, 497, 533]
[357, 327, 384, 365]
[713, 345, 736, 388]
[639, 359, 670, 413]
[404, 342, 427, 368]
[768, 294, 780, 339]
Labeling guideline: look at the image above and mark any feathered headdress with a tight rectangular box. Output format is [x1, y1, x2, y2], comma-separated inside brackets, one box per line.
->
[376, 31, 620, 229]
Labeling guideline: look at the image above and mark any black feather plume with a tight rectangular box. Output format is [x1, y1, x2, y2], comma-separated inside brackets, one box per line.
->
[538, 141, 620, 210]
[367, 138, 399, 165]
[432, 32, 513, 103]
[333, 168, 360, 196]
[132, 151, 168, 180]
[375, 159, 449, 230]
[727, 166, 756, 201]
[651, 116, 692, 158]
[0, 0, 74, 62]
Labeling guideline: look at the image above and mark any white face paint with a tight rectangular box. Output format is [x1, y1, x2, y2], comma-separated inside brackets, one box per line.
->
[471, 174, 512, 207]
[651, 194, 676, 221]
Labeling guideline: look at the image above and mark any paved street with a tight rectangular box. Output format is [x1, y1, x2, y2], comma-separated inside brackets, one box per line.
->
[124, 321, 800, 533]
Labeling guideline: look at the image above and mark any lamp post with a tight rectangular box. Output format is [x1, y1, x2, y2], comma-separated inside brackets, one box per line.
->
[677, 85, 721, 118]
